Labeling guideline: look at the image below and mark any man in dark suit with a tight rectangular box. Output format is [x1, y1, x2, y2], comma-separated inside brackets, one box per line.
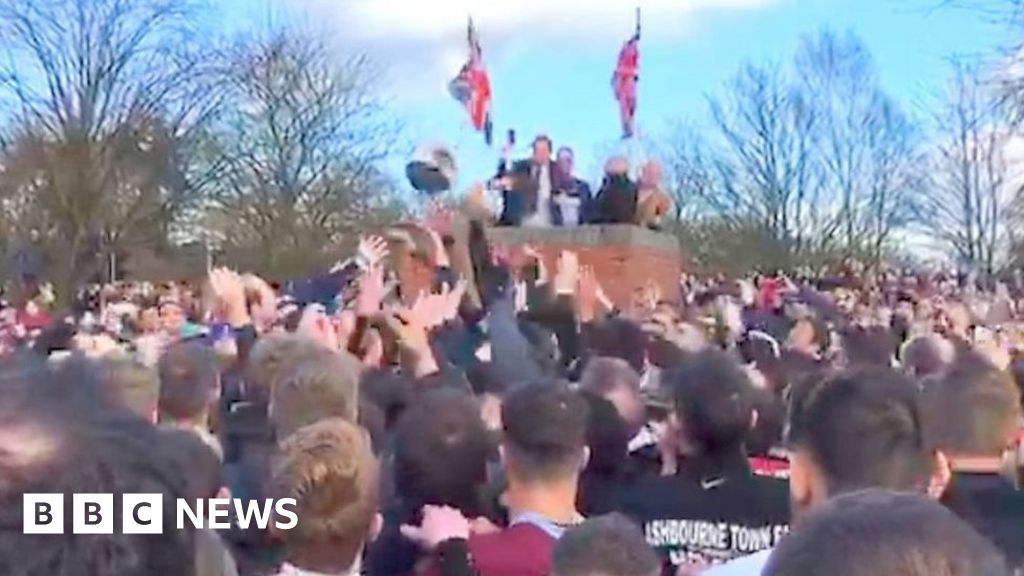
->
[497, 135, 558, 227]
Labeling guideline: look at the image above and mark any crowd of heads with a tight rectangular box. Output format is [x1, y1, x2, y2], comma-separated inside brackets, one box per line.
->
[2, 187, 1024, 576]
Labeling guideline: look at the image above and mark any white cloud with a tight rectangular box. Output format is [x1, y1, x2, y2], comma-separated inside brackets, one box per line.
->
[290, 0, 780, 100]
[339, 0, 774, 41]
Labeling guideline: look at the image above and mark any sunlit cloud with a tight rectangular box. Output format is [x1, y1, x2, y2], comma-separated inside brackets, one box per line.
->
[291, 0, 780, 100]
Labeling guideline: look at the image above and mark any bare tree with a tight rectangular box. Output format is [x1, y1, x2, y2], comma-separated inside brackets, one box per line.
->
[664, 30, 925, 270]
[705, 61, 821, 253]
[197, 27, 403, 279]
[863, 99, 928, 264]
[794, 30, 925, 261]
[922, 61, 1020, 273]
[938, 1, 1024, 127]
[0, 0, 216, 293]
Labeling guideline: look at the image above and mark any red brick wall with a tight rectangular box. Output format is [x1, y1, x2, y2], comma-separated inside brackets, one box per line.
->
[393, 225, 682, 315]
[504, 241, 681, 315]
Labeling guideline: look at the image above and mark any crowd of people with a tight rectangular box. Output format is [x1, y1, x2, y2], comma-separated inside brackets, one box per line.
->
[3, 157, 1024, 576]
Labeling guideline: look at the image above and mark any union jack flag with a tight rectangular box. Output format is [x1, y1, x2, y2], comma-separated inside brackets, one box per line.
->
[449, 17, 493, 145]
[612, 9, 641, 139]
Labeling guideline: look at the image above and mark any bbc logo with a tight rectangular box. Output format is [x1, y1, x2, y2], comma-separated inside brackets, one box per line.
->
[23, 493, 298, 534]
[24, 494, 163, 535]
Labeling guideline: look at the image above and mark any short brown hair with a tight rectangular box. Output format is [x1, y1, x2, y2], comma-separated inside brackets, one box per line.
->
[921, 354, 1021, 457]
[553, 514, 661, 576]
[158, 342, 220, 423]
[270, 347, 362, 439]
[246, 334, 325, 405]
[502, 381, 589, 482]
[579, 357, 641, 396]
[96, 355, 160, 420]
[269, 418, 378, 568]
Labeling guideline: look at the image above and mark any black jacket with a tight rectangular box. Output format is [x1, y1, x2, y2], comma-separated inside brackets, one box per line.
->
[942, 472, 1024, 570]
[592, 174, 638, 225]
[616, 452, 790, 571]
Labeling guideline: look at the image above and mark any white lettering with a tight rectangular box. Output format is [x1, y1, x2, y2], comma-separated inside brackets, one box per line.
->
[274, 499, 298, 530]
[207, 498, 231, 530]
[176, 499, 204, 530]
[233, 499, 273, 530]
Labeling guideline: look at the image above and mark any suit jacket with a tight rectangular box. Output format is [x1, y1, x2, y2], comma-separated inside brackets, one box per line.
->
[497, 160, 591, 227]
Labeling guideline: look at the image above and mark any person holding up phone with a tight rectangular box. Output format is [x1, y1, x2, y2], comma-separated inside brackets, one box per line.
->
[495, 133, 561, 228]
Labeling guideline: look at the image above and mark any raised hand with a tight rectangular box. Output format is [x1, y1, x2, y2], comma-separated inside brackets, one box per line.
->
[356, 265, 387, 317]
[400, 506, 470, 550]
[297, 303, 339, 350]
[442, 279, 468, 323]
[553, 250, 580, 295]
[241, 273, 277, 328]
[208, 268, 248, 326]
[578, 265, 600, 321]
[522, 245, 549, 284]
[355, 236, 390, 270]
[382, 300, 439, 378]
[426, 227, 452, 269]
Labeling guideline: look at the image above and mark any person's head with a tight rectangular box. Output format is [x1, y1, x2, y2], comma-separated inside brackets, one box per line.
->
[921, 354, 1022, 463]
[158, 300, 185, 334]
[639, 160, 663, 189]
[901, 334, 955, 379]
[533, 135, 553, 163]
[269, 418, 379, 574]
[393, 389, 492, 515]
[552, 514, 661, 576]
[786, 317, 829, 357]
[269, 347, 363, 440]
[787, 367, 934, 521]
[604, 155, 629, 176]
[764, 489, 1010, 576]
[96, 355, 160, 422]
[577, 393, 630, 514]
[667, 349, 756, 461]
[138, 306, 160, 333]
[0, 363, 196, 576]
[580, 357, 645, 437]
[587, 318, 647, 373]
[840, 325, 896, 368]
[557, 146, 576, 175]
[158, 341, 220, 426]
[501, 381, 589, 488]
[246, 333, 325, 406]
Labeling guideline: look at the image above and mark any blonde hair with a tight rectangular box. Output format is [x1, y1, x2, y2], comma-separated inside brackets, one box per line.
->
[270, 418, 378, 568]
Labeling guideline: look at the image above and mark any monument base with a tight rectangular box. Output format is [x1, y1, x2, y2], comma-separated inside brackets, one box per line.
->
[487, 225, 682, 315]
[391, 224, 682, 316]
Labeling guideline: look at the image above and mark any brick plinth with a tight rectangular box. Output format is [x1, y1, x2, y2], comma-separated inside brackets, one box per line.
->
[391, 224, 682, 315]
[487, 225, 683, 315]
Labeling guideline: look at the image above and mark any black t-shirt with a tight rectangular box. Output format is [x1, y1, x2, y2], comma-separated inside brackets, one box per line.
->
[617, 458, 790, 570]
[942, 472, 1024, 570]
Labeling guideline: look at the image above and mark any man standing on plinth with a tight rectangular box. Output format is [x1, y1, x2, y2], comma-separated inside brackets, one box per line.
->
[496, 134, 558, 228]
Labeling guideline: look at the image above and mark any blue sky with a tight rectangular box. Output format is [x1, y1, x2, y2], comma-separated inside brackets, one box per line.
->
[214, 0, 1015, 187]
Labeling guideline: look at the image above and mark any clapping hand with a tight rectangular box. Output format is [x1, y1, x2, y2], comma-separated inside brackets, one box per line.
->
[339, 236, 389, 273]
[208, 268, 249, 327]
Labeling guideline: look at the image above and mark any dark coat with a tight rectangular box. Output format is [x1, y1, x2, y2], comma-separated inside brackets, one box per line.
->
[497, 160, 591, 227]
[592, 174, 638, 225]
